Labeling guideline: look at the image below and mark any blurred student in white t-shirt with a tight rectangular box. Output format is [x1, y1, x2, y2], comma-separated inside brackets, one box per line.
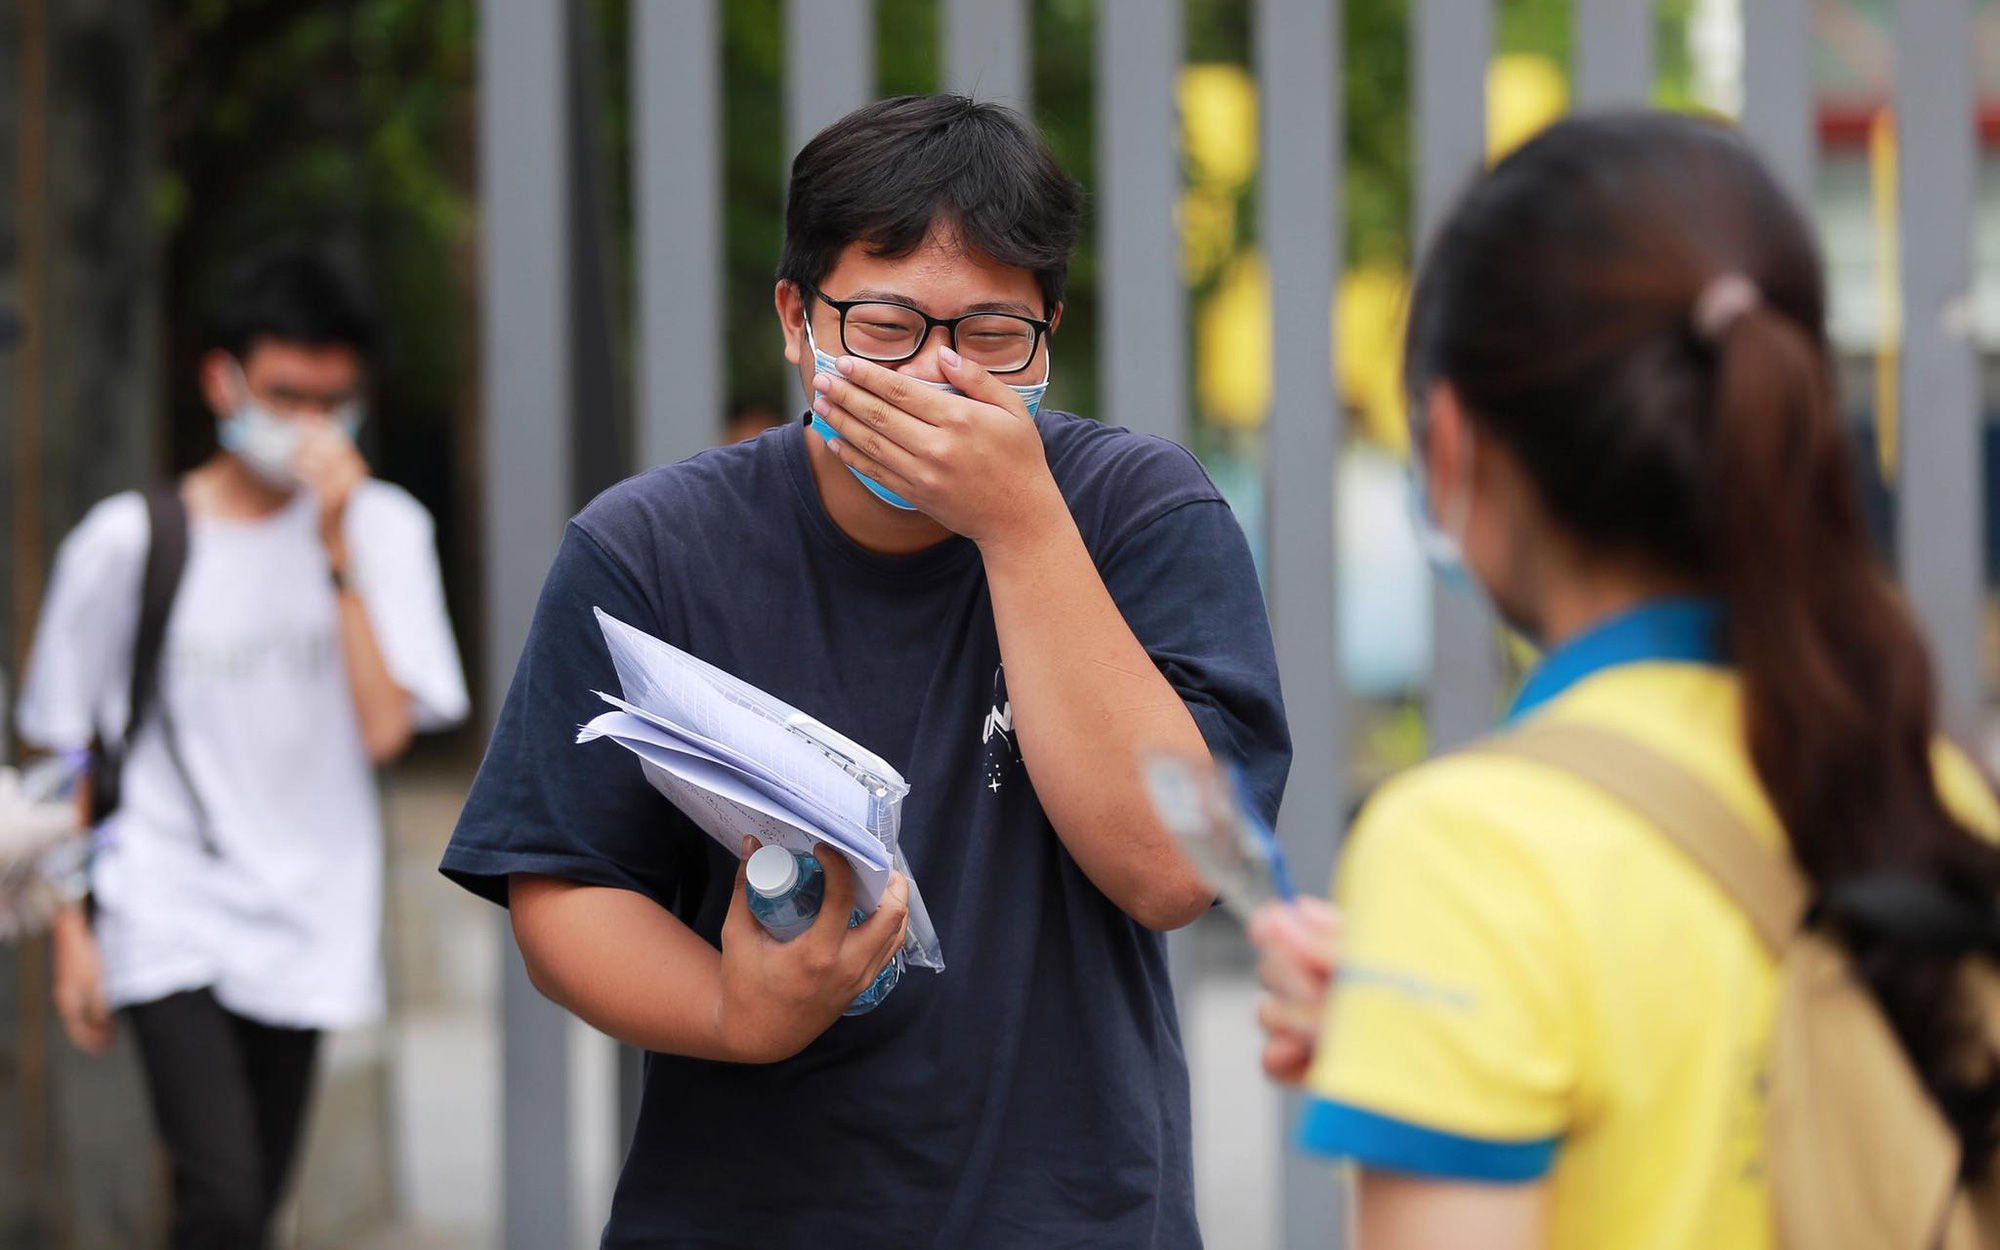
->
[16, 245, 468, 1250]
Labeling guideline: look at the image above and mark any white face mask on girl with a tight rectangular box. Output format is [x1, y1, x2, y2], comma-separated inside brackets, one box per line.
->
[216, 361, 363, 487]
[1407, 424, 1478, 594]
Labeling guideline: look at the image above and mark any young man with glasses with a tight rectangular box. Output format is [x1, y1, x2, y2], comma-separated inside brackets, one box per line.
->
[443, 94, 1289, 1246]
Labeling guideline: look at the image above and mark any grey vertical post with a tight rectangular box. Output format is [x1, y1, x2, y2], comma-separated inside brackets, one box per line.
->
[479, 1, 574, 1247]
[1896, 0, 1983, 721]
[1574, 0, 1653, 110]
[1256, 2, 1345, 1244]
[1415, 0, 1500, 750]
[1097, 0, 1185, 442]
[785, 0, 874, 152]
[1741, 0, 1815, 210]
[636, 0, 721, 469]
[944, 0, 1030, 108]
[784, 0, 874, 417]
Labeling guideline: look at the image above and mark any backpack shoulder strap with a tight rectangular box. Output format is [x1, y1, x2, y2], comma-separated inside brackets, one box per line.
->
[128, 483, 189, 741]
[1473, 720, 1809, 954]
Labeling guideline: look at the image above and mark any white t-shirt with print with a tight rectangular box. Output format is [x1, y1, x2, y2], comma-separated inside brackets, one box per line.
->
[15, 481, 469, 1029]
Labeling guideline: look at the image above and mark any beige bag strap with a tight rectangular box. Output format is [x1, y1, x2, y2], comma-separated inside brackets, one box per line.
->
[1475, 721, 1811, 954]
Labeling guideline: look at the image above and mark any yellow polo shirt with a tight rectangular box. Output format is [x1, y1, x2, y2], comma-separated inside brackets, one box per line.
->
[1301, 615, 1999, 1250]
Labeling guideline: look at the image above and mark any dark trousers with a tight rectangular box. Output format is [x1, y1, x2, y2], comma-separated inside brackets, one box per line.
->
[126, 987, 322, 1250]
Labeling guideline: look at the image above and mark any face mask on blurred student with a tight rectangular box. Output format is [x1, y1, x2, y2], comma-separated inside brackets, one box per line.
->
[218, 362, 363, 488]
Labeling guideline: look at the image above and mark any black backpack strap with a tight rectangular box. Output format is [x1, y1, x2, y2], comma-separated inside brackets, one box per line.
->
[88, 485, 190, 824]
[129, 484, 190, 740]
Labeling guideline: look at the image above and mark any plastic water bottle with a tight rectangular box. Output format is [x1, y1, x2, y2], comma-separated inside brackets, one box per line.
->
[744, 845, 903, 1016]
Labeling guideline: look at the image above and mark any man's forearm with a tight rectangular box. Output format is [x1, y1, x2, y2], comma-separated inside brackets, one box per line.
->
[51, 901, 90, 944]
[979, 501, 1213, 930]
[509, 875, 735, 1059]
[333, 584, 412, 763]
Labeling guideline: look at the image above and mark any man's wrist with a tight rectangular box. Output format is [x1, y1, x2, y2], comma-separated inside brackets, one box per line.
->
[711, 1001, 786, 1065]
[52, 902, 91, 942]
[973, 480, 1074, 565]
[325, 533, 356, 592]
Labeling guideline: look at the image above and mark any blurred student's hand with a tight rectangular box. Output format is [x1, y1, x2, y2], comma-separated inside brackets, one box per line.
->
[1247, 896, 1340, 1086]
[294, 422, 370, 562]
[51, 904, 114, 1055]
[714, 840, 910, 1064]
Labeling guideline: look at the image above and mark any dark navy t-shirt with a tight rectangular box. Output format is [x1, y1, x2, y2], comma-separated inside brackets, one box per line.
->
[442, 412, 1290, 1249]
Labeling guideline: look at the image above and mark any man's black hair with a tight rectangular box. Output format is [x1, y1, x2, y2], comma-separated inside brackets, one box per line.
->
[213, 244, 378, 362]
[777, 94, 1084, 314]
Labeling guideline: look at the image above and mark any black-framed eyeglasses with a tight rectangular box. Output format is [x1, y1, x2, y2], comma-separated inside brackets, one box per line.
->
[804, 283, 1051, 376]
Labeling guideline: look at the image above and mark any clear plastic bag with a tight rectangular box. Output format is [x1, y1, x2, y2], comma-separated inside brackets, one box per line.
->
[0, 752, 89, 941]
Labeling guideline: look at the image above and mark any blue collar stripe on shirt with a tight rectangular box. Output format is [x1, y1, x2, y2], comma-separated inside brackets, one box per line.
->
[1508, 598, 1728, 723]
[1297, 1098, 1559, 1184]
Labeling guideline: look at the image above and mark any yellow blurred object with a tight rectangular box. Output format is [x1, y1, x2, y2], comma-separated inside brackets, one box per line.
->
[1871, 109, 1900, 479]
[1177, 66, 1258, 292]
[1197, 252, 1272, 430]
[1505, 629, 1541, 676]
[1180, 64, 1259, 192]
[1196, 259, 1417, 445]
[1338, 266, 1412, 452]
[1178, 189, 1237, 285]
[1488, 53, 1568, 162]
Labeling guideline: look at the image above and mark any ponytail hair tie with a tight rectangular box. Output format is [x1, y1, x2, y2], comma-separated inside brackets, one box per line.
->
[1694, 273, 1761, 344]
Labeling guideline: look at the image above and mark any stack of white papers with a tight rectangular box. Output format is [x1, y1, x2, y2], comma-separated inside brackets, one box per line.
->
[576, 609, 943, 970]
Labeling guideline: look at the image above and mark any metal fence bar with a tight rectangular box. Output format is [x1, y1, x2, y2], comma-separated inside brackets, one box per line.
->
[1096, 0, 1186, 442]
[1574, 0, 1654, 110]
[636, 0, 721, 470]
[479, 0, 575, 1246]
[784, 0, 873, 418]
[785, 0, 874, 152]
[1256, 0, 1347, 1232]
[1414, 0, 1500, 750]
[1895, 0, 1983, 722]
[943, 0, 1029, 109]
[1740, 0, 1814, 210]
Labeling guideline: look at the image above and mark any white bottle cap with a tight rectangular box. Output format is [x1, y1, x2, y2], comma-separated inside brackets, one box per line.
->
[746, 844, 800, 898]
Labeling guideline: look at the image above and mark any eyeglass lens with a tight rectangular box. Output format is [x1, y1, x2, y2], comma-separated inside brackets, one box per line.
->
[841, 303, 1038, 373]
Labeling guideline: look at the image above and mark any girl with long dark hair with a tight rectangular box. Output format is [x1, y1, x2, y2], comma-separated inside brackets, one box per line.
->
[1251, 112, 2000, 1249]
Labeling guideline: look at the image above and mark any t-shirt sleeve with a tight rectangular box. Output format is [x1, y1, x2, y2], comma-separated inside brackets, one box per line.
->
[439, 523, 691, 907]
[349, 487, 470, 731]
[15, 494, 147, 752]
[1298, 768, 1581, 1182]
[1095, 497, 1291, 825]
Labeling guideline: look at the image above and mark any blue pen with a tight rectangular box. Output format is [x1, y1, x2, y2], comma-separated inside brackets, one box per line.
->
[1226, 763, 1296, 902]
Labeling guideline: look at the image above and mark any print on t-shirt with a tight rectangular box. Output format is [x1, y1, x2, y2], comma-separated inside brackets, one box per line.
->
[980, 663, 1022, 796]
[169, 622, 340, 685]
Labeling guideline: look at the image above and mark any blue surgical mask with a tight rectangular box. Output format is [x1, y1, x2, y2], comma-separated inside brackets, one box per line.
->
[803, 321, 1050, 512]
[1407, 432, 1477, 594]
